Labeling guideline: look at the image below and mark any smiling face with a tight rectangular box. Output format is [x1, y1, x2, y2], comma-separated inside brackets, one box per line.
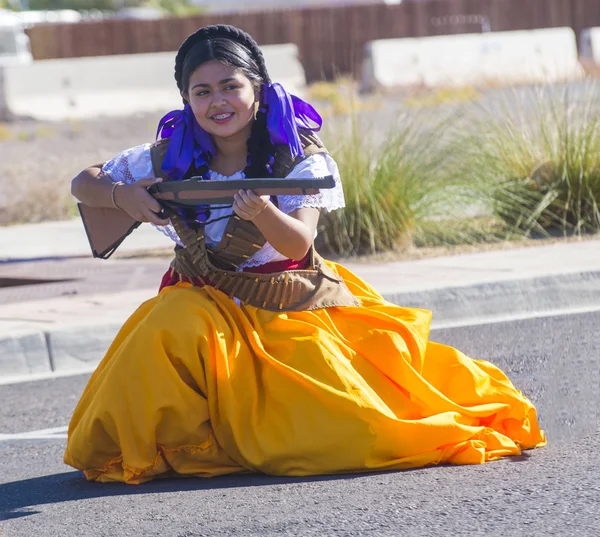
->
[184, 59, 258, 143]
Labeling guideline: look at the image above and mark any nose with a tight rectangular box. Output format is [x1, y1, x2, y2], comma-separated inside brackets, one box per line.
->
[211, 90, 227, 107]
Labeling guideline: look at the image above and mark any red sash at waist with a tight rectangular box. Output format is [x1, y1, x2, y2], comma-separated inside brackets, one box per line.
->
[159, 253, 311, 293]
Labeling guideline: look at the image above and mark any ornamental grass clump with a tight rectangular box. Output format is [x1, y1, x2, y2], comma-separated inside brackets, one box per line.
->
[317, 108, 473, 256]
[456, 84, 600, 237]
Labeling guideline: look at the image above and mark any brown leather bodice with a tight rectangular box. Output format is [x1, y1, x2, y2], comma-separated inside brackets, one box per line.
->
[152, 130, 359, 311]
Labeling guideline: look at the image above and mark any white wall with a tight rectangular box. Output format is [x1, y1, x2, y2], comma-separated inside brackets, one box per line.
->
[362, 28, 584, 91]
[580, 28, 600, 68]
[0, 43, 306, 121]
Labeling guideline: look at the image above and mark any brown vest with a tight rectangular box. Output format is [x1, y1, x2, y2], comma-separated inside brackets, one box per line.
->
[152, 131, 359, 312]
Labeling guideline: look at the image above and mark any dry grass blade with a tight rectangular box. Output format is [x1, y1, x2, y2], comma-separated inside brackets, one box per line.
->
[453, 82, 600, 238]
[317, 105, 483, 256]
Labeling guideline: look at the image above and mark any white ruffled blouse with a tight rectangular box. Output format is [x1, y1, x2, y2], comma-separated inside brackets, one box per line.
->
[102, 143, 345, 269]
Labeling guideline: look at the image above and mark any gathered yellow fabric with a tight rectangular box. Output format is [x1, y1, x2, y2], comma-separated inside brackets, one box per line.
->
[64, 261, 546, 484]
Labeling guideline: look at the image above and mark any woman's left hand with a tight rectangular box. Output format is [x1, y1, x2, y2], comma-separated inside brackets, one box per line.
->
[233, 189, 271, 221]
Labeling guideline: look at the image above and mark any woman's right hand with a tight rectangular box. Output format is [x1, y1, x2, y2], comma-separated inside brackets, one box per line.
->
[113, 178, 170, 226]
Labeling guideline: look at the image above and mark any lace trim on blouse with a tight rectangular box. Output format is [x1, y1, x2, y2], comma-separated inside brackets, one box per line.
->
[101, 144, 345, 269]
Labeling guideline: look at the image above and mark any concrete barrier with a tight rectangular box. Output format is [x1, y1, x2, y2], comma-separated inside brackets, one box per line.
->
[362, 28, 584, 91]
[0, 43, 306, 121]
[580, 28, 600, 74]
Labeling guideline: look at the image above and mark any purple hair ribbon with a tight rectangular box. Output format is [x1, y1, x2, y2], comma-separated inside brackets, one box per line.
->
[264, 83, 323, 160]
[156, 104, 215, 181]
[156, 104, 215, 224]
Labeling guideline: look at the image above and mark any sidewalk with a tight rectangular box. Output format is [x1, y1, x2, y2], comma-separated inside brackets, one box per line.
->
[0, 219, 174, 261]
[3, 219, 600, 379]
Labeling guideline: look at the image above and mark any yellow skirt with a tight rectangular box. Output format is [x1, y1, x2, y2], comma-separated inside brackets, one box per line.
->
[64, 261, 546, 484]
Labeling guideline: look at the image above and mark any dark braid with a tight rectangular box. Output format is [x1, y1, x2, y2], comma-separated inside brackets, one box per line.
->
[174, 25, 277, 178]
[245, 86, 275, 179]
[175, 25, 271, 90]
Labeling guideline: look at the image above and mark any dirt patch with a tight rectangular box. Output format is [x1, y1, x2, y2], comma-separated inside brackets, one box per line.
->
[344, 233, 600, 263]
[0, 113, 160, 226]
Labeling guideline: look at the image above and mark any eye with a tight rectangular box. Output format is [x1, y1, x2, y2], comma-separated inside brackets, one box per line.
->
[195, 90, 209, 97]
[224, 84, 239, 91]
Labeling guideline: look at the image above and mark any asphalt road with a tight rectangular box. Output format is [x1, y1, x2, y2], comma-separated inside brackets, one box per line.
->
[1, 311, 599, 537]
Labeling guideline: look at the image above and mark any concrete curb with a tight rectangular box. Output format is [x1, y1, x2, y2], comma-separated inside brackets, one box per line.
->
[390, 270, 600, 321]
[0, 323, 123, 378]
[2, 270, 600, 380]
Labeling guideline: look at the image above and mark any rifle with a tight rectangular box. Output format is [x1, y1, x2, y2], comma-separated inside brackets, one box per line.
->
[78, 175, 335, 259]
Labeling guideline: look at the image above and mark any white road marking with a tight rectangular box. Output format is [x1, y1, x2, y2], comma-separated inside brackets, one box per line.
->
[0, 425, 68, 442]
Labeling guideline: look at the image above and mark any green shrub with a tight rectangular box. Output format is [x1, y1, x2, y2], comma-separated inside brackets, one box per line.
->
[455, 83, 600, 237]
[317, 108, 478, 256]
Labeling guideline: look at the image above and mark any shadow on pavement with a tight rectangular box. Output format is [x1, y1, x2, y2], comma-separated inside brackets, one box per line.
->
[0, 469, 370, 521]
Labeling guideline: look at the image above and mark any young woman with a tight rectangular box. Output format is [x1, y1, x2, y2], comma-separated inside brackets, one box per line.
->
[65, 25, 545, 484]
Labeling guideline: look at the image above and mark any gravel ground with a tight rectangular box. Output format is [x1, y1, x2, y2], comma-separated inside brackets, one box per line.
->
[0, 112, 161, 226]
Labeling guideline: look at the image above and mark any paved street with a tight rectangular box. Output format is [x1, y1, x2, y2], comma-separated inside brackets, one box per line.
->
[1, 310, 598, 537]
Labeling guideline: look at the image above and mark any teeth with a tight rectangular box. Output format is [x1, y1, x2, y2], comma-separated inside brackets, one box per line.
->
[213, 113, 232, 120]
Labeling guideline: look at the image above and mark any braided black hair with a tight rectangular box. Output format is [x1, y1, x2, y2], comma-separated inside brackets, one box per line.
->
[175, 25, 276, 179]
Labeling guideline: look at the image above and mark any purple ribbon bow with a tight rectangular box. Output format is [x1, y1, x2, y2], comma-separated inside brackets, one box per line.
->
[156, 104, 215, 181]
[264, 83, 323, 160]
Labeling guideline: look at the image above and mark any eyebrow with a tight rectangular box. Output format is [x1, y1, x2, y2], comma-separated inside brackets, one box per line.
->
[191, 77, 237, 90]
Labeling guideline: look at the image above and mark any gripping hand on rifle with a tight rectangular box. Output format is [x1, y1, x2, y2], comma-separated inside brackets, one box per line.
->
[232, 189, 271, 221]
[71, 166, 169, 226]
[113, 178, 170, 226]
